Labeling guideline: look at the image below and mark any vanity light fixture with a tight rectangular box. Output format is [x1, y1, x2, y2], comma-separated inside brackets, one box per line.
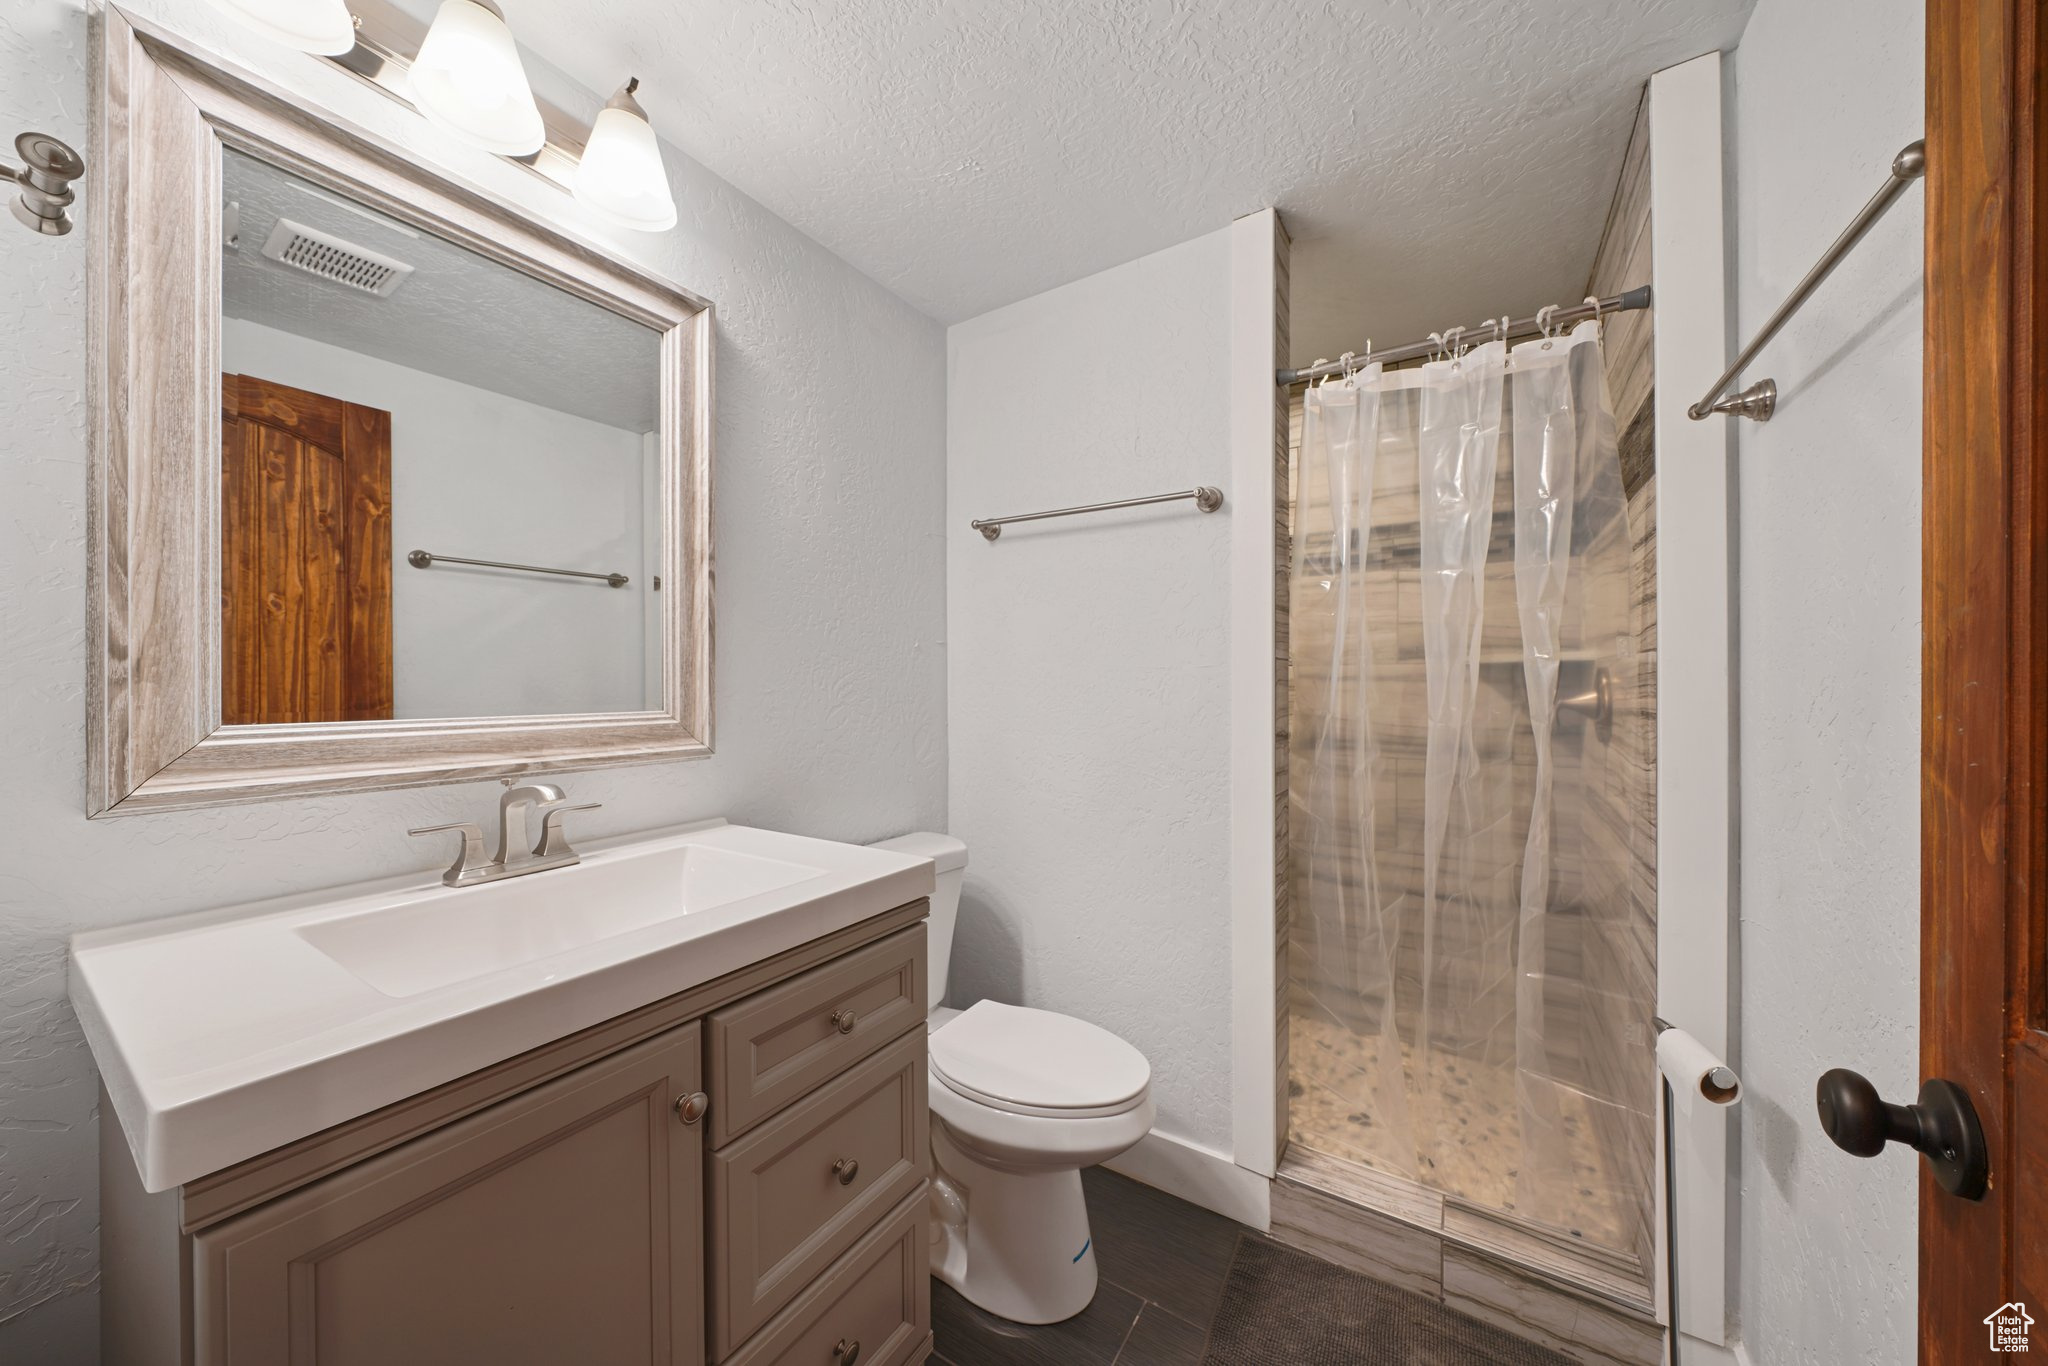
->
[203, 0, 679, 234]
[2, 131, 86, 236]
[203, 0, 357, 55]
[573, 79, 678, 233]
[408, 0, 546, 157]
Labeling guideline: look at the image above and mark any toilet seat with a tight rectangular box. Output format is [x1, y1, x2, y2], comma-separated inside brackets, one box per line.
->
[931, 1000, 1150, 1119]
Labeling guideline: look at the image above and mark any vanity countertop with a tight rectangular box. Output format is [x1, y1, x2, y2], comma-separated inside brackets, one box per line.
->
[69, 820, 933, 1193]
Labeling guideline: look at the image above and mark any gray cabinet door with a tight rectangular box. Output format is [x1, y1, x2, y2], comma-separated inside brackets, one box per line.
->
[193, 1021, 706, 1366]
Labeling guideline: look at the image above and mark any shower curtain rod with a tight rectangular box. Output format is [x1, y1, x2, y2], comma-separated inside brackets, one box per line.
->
[1276, 284, 1654, 387]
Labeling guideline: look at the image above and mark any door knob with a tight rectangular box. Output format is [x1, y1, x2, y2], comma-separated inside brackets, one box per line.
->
[833, 1157, 859, 1186]
[1814, 1068, 1988, 1200]
[833, 1338, 860, 1365]
[831, 1009, 857, 1034]
[673, 1091, 709, 1125]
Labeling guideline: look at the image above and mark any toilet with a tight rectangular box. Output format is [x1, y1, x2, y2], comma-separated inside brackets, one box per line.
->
[871, 833, 1155, 1325]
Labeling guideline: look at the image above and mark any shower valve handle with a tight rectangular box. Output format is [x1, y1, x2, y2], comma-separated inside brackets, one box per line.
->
[1814, 1067, 1989, 1200]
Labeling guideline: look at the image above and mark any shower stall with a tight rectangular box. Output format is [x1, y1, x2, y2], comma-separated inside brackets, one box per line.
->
[1284, 313, 1659, 1282]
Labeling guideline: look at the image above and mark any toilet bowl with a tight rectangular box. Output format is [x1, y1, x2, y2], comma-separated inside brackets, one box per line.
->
[871, 833, 1155, 1325]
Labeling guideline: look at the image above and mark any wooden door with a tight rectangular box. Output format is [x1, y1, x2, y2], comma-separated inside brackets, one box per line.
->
[220, 373, 392, 724]
[192, 1021, 707, 1366]
[1923, 2, 2048, 1358]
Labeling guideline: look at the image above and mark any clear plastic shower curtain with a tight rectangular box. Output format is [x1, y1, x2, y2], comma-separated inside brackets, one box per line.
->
[1292, 320, 1636, 1245]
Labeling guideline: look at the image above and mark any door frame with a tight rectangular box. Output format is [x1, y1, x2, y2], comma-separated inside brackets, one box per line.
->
[1647, 49, 1740, 1348]
[1922, 0, 2045, 1357]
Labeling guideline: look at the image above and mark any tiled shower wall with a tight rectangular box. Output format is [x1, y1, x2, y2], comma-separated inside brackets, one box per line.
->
[1283, 95, 1658, 1279]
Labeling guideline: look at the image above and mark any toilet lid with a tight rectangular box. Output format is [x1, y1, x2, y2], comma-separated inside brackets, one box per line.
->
[929, 1001, 1150, 1117]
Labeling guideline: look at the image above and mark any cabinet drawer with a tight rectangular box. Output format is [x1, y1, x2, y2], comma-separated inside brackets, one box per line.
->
[708, 922, 926, 1145]
[193, 1022, 704, 1366]
[723, 1187, 930, 1366]
[710, 1029, 928, 1355]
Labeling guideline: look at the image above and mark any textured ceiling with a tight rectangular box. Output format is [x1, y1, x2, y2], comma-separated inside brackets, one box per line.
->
[222, 148, 662, 428]
[465, 0, 1754, 364]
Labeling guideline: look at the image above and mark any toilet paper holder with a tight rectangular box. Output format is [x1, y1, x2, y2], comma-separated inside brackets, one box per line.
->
[1653, 1017, 1742, 1366]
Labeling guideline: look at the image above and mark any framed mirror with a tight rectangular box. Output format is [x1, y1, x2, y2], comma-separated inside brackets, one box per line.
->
[86, 8, 712, 816]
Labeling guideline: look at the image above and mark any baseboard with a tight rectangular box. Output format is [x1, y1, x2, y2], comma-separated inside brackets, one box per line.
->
[1100, 1128, 1272, 1230]
[1675, 1333, 1751, 1366]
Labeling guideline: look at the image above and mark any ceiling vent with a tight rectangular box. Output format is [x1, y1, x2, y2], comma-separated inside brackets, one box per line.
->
[260, 217, 415, 298]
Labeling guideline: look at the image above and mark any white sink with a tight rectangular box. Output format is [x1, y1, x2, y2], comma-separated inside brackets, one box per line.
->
[298, 843, 828, 998]
[70, 820, 934, 1192]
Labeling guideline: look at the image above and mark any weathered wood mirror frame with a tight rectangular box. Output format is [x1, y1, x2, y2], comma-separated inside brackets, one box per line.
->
[86, 7, 714, 817]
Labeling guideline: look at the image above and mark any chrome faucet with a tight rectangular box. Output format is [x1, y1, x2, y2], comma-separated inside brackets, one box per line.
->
[409, 782, 601, 887]
[495, 782, 565, 872]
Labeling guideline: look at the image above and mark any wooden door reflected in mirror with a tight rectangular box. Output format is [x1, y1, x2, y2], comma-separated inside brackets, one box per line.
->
[220, 374, 394, 725]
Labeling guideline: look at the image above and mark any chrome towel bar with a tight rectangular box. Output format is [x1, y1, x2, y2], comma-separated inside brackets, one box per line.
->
[1689, 139, 1926, 423]
[970, 486, 1223, 541]
[407, 548, 630, 588]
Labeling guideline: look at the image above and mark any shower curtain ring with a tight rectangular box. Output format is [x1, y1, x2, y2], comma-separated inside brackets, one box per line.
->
[1444, 325, 1466, 360]
[1584, 295, 1604, 336]
[1536, 303, 1558, 338]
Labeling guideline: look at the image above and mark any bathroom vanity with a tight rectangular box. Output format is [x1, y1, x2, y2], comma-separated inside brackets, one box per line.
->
[76, 16, 929, 1363]
[78, 822, 935, 1366]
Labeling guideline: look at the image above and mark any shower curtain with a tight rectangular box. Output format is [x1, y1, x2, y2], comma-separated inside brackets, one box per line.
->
[1292, 320, 1635, 1241]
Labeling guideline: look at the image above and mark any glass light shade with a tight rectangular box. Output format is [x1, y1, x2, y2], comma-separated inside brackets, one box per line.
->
[574, 84, 678, 232]
[205, 0, 357, 55]
[408, 0, 546, 157]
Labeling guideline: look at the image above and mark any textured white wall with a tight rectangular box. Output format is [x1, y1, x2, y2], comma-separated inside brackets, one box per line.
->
[222, 318, 655, 719]
[0, 3, 946, 1360]
[946, 228, 1235, 1154]
[1728, 0, 1924, 1357]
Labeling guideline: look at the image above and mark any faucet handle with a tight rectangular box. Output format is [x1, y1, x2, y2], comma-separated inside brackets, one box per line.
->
[410, 821, 489, 886]
[535, 802, 601, 859]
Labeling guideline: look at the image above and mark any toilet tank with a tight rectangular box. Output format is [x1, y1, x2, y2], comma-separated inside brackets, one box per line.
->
[868, 832, 967, 1008]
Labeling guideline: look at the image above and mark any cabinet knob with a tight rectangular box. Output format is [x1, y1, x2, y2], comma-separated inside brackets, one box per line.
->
[673, 1091, 709, 1125]
[833, 1338, 860, 1365]
[830, 1008, 857, 1035]
[832, 1157, 860, 1187]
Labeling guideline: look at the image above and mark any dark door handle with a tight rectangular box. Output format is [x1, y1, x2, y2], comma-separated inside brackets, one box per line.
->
[1815, 1068, 1989, 1200]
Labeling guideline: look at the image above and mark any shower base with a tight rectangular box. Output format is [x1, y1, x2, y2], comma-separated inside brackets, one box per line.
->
[1270, 1143, 1662, 1366]
[1288, 1012, 1645, 1257]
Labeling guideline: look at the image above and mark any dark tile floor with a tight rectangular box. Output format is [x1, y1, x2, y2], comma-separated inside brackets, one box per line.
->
[930, 1167, 1247, 1366]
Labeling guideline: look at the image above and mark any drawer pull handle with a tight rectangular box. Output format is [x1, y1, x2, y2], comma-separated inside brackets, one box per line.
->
[673, 1091, 709, 1125]
[830, 1008, 858, 1034]
[834, 1338, 861, 1365]
[832, 1157, 860, 1186]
